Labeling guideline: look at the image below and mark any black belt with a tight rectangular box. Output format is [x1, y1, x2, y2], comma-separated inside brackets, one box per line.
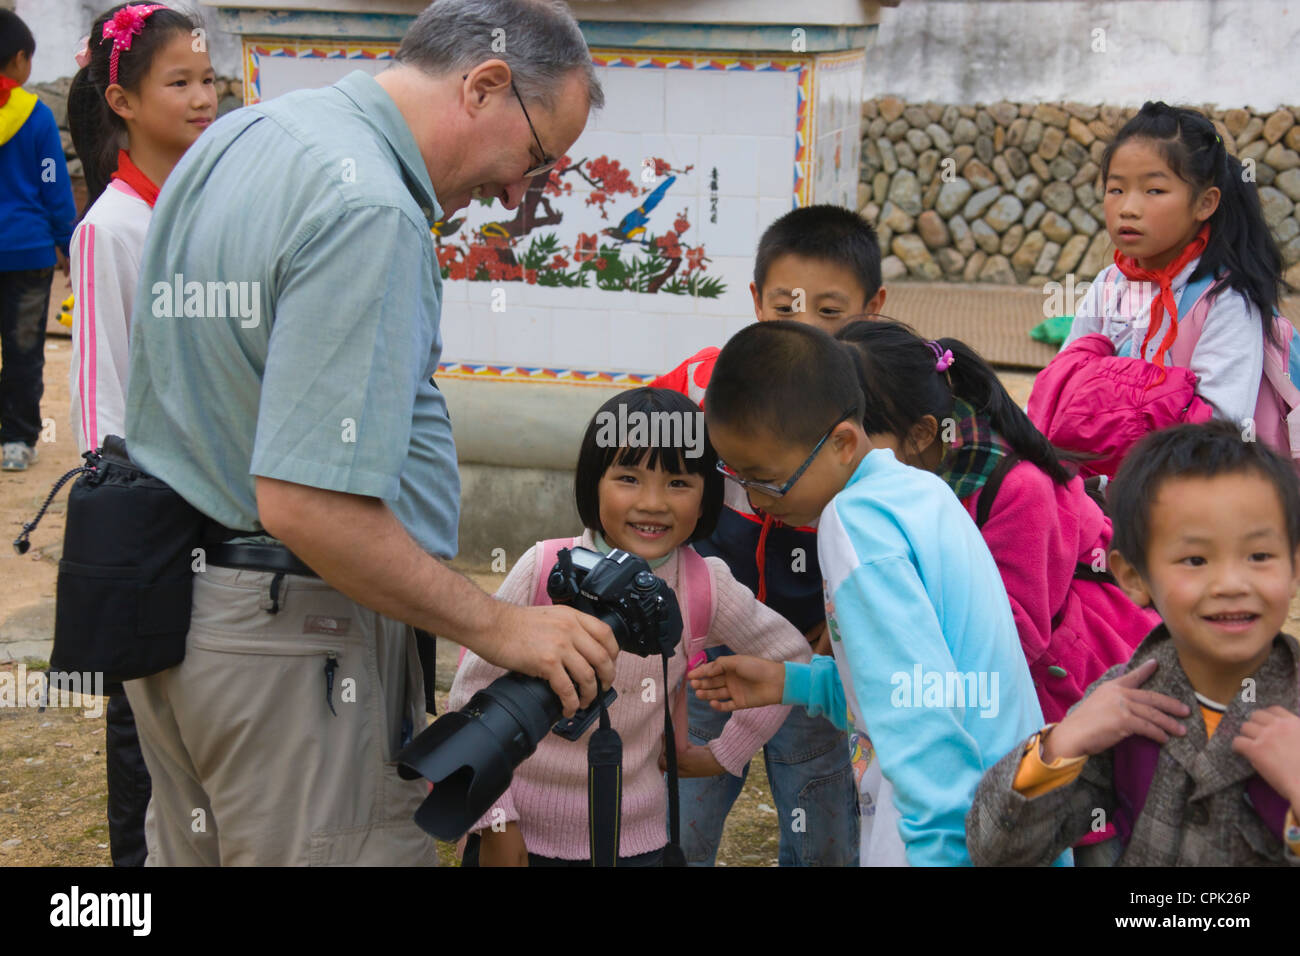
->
[207, 541, 318, 578]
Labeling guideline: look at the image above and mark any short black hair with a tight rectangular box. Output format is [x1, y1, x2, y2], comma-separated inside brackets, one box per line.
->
[705, 320, 864, 447]
[574, 387, 723, 544]
[1110, 420, 1300, 577]
[0, 10, 36, 68]
[753, 204, 883, 306]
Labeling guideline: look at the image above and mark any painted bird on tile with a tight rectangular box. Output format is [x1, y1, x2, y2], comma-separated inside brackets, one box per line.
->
[430, 216, 465, 238]
[603, 175, 677, 244]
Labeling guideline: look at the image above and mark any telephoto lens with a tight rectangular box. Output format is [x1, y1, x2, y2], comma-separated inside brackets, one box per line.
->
[395, 546, 683, 840]
[395, 671, 562, 840]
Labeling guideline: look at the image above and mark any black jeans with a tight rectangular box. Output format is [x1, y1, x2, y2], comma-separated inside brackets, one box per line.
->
[0, 267, 53, 446]
[461, 832, 665, 867]
[106, 693, 152, 866]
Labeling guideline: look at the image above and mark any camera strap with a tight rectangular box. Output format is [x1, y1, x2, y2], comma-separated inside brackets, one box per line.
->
[587, 687, 622, 866]
[585, 652, 686, 867]
[660, 651, 686, 867]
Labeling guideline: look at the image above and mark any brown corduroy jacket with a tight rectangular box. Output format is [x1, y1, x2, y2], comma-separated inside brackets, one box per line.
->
[966, 625, 1300, 866]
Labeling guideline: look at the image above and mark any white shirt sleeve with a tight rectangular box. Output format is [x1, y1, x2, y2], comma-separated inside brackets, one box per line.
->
[1061, 265, 1111, 350]
[1184, 288, 1266, 426]
[69, 219, 139, 454]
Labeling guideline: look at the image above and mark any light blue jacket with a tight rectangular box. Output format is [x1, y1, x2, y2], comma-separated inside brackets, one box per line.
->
[783, 448, 1063, 866]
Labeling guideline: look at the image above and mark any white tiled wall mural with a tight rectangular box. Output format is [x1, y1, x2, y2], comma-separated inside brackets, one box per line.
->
[246, 43, 863, 384]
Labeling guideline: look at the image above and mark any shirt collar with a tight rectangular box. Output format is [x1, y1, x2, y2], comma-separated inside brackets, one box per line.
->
[333, 70, 443, 225]
[593, 530, 673, 570]
[849, 446, 898, 487]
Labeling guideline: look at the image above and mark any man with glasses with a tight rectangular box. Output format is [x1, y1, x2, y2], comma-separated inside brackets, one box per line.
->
[120, 0, 613, 866]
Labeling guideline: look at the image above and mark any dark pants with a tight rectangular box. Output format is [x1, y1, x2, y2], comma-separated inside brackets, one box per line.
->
[0, 267, 53, 446]
[461, 832, 664, 867]
[106, 693, 152, 866]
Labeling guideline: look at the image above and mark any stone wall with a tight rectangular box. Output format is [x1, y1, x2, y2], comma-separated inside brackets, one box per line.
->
[858, 97, 1300, 286]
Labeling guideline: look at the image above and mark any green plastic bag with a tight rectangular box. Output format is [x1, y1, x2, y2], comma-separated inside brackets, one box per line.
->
[1030, 314, 1074, 346]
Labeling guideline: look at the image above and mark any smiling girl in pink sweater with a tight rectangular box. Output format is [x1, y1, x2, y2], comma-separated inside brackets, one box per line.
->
[449, 387, 809, 866]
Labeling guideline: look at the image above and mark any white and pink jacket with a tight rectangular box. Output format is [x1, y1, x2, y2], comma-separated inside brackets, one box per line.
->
[69, 179, 152, 455]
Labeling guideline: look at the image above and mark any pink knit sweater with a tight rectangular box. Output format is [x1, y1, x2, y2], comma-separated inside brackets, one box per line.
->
[447, 529, 810, 859]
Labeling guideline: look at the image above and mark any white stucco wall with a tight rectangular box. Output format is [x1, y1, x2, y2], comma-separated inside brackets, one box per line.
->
[869, 0, 1300, 109]
[18, 0, 242, 83]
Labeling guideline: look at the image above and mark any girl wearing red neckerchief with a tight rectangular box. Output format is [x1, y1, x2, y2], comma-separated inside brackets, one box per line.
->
[1058, 101, 1290, 429]
[65, 2, 216, 869]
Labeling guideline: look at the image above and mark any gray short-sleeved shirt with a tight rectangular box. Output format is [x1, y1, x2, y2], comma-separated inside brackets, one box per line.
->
[124, 70, 460, 558]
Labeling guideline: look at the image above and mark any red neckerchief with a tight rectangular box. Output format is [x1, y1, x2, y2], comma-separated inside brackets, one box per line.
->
[1112, 222, 1211, 374]
[0, 76, 17, 108]
[110, 149, 160, 208]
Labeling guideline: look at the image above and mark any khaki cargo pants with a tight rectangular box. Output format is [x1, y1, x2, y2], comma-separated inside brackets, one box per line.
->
[124, 565, 437, 866]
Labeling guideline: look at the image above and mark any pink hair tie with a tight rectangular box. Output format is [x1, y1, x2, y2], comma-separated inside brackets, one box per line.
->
[74, 35, 91, 69]
[928, 341, 954, 373]
[102, 3, 169, 85]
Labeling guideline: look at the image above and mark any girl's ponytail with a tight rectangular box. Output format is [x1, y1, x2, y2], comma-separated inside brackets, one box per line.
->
[936, 336, 1074, 484]
[66, 3, 200, 217]
[1204, 136, 1287, 326]
[67, 61, 118, 215]
[837, 319, 1076, 486]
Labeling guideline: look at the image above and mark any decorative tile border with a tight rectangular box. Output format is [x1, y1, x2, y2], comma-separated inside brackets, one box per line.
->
[245, 42, 814, 205]
[436, 362, 656, 387]
[243, 39, 395, 104]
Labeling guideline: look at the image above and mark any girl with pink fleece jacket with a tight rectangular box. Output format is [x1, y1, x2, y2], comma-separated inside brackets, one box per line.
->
[450, 388, 808, 866]
[836, 321, 1158, 724]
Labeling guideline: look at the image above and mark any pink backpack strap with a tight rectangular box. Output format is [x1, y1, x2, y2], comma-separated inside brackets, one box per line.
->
[679, 545, 715, 669]
[456, 537, 580, 667]
[674, 545, 715, 754]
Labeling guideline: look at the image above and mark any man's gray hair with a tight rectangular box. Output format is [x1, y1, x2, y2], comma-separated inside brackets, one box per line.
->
[397, 0, 604, 111]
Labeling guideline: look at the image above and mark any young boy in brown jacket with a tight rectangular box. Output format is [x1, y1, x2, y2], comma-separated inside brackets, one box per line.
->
[967, 421, 1300, 866]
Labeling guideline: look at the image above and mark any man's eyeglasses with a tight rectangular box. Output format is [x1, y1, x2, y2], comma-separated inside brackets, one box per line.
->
[511, 80, 557, 179]
[715, 407, 857, 498]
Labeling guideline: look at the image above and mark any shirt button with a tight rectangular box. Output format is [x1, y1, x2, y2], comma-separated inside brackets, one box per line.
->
[1047, 665, 1068, 678]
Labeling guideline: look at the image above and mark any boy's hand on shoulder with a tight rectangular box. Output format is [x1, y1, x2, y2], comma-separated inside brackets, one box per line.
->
[1232, 706, 1300, 808]
[478, 822, 529, 867]
[1042, 658, 1190, 763]
[688, 654, 785, 711]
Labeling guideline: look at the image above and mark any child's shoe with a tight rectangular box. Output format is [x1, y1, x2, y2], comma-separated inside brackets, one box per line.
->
[1, 443, 38, 471]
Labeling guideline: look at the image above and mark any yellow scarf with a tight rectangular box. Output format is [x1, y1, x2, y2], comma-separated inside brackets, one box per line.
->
[0, 86, 38, 146]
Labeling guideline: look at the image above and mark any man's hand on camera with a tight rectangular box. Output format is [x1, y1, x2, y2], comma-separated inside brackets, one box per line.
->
[470, 603, 619, 717]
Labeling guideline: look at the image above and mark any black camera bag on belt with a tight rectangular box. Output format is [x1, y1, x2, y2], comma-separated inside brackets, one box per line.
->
[44, 435, 207, 684]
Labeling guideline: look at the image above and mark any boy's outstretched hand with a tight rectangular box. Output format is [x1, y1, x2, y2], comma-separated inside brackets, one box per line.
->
[688, 654, 785, 712]
[1232, 706, 1300, 810]
[1041, 658, 1190, 763]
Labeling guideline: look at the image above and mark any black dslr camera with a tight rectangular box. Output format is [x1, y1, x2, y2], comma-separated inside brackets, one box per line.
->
[395, 547, 683, 840]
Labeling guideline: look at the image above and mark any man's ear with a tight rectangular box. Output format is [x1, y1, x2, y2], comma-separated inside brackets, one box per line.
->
[1109, 549, 1153, 609]
[749, 280, 763, 321]
[462, 59, 512, 111]
[866, 286, 886, 316]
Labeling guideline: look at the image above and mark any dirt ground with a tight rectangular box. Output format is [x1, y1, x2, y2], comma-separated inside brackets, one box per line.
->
[5, 292, 1300, 868]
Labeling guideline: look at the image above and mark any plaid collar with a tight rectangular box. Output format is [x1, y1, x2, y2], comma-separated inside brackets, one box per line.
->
[937, 398, 1013, 499]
